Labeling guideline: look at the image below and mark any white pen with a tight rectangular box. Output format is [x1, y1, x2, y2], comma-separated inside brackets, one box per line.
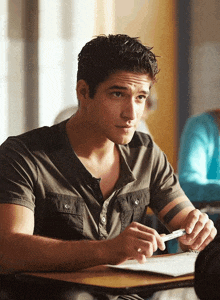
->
[162, 229, 186, 242]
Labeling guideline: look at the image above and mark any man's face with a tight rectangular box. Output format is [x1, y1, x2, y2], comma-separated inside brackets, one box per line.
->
[86, 71, 152, 145]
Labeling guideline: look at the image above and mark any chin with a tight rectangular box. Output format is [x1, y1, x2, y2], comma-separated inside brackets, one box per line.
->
[114, 135, 134, 145]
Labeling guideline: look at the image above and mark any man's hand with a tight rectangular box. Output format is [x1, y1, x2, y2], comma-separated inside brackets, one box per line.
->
[106, 222, 165, 265]
[178, 209, 217, 251]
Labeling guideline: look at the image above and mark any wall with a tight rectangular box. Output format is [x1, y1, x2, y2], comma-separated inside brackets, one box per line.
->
[38, 0, 98, 127]
[190, 0, 220, 115]
[0, 0, 26, 142]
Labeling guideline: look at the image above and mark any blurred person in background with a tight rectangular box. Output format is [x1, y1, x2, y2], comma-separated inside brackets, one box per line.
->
[178, 109, 220, 231]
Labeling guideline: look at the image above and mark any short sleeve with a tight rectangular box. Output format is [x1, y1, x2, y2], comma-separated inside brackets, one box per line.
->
[149, 142, 185, 214]
[0, 138, 37, 211]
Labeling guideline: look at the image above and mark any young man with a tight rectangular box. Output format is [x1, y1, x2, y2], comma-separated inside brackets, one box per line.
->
[0, 34, 216, 300]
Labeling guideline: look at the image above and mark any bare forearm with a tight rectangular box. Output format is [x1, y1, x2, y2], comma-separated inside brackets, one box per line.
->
[0, 233, 110, 274]
[0, 221, 167, 274]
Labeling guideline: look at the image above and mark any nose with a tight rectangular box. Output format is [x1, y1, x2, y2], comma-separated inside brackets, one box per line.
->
[121, 97, 137, 121]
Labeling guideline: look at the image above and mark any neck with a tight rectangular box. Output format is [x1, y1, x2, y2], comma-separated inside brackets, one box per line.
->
[66, 114, 115, 160]
[66, 113, 120, 190]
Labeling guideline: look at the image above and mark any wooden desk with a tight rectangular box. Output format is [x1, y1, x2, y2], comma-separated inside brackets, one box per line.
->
[16, 265, 194, 297]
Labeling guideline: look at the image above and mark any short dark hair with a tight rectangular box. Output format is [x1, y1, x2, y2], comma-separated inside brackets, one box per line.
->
[77, 34, 159, 98]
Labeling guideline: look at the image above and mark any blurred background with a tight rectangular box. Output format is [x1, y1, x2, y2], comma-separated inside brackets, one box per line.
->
[1, 0, 220, 171]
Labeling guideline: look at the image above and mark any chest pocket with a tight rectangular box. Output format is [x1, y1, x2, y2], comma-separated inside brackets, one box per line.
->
[35, 192, 85, 240]
[117, 188, 150, 232]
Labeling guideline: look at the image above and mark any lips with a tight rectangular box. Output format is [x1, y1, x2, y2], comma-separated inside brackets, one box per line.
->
[116, 125, 135, 134]
[116, 125, 135, 129]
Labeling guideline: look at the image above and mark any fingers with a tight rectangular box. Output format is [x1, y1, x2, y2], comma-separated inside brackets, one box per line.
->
[184, 209, 207, 235]
[179, 209, 217, 251]
[135, 242, 152, 263]
[129, 222, 166, 253]
[195, 226, 217, 251]
[111, 222, 165, 264]
[123, 222, 166, 261]
[137, 222, 166, 251]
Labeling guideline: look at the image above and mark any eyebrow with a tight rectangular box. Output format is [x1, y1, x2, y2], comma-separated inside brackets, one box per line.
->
[108, 85, 150, 95]
[108, 85, 128, 90]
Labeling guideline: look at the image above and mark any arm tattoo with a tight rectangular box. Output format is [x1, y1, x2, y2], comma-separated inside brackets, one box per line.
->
[163, 201, 192, 224]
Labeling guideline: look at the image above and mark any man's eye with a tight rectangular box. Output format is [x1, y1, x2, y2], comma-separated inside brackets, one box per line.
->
[113, 92, 122, 97]
[137, 95, 147, 101]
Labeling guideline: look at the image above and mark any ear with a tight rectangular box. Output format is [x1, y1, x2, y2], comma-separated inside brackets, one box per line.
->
[76, 80, 90, 105]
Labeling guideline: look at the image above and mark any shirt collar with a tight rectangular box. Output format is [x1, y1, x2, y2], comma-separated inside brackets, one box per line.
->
[115, 145, 136, 189]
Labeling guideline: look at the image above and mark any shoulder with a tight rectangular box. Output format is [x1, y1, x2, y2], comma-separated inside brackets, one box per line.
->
[0, 122, 67, 154]
[182, 112, 218, 138]
[120, 131, 164, 164]
[185, 112, 216, 128]
[129, 131, 153, 148]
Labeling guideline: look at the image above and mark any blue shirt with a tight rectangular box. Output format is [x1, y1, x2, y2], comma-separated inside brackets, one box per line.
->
[178, 112, 220, 203]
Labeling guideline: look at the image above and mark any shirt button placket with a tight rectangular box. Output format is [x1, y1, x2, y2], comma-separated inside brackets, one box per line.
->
[64, 203, 70, 210]
[93, 179, 103, 201]
[134, 199, 139, 206]
[99, 200, 109, 239]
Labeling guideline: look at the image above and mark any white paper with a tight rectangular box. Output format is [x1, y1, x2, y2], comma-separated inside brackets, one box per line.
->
[108, 252, 199, 277]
